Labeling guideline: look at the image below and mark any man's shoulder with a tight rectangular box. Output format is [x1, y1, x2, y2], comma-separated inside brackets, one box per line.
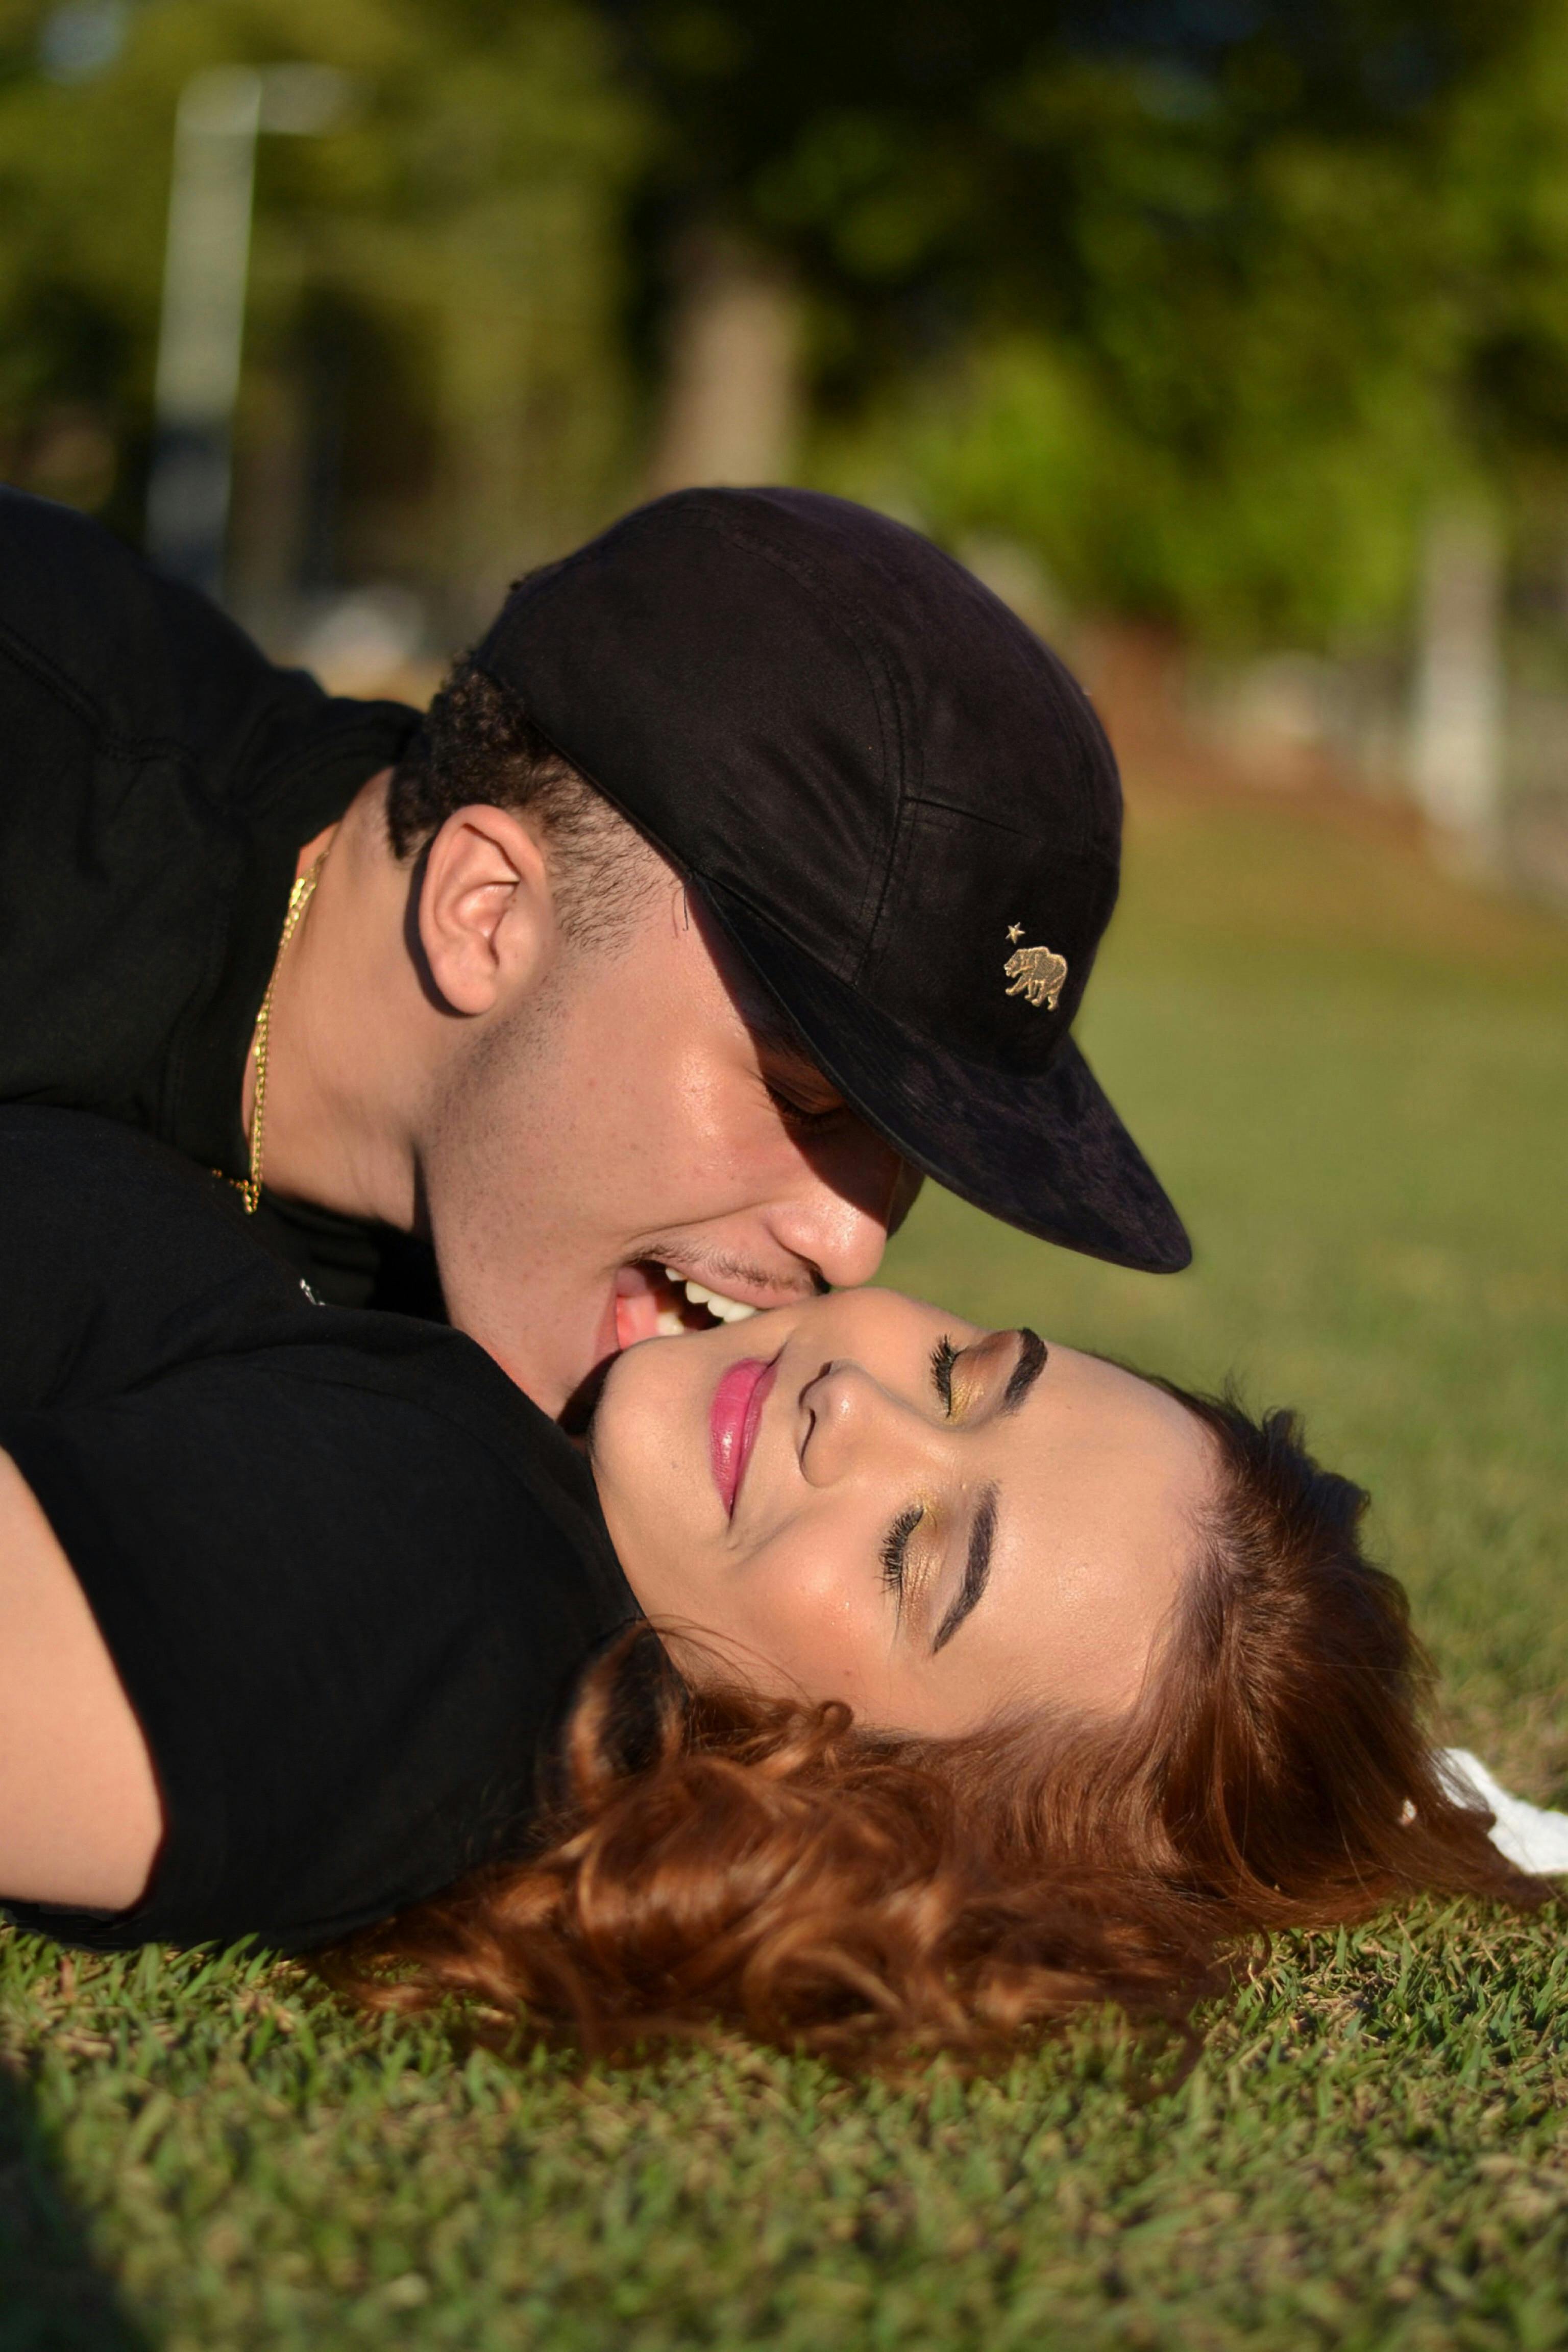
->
[0, 488, 224, 737]
[0, 487, 420, 817]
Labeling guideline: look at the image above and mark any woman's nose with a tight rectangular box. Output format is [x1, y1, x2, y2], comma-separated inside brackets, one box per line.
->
[798, 1362, 934, 1488]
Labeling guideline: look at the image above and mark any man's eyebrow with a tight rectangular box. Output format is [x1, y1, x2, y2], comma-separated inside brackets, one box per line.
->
[933, 1484, 997, 1654]
[1002, 1328, 1048, 1416]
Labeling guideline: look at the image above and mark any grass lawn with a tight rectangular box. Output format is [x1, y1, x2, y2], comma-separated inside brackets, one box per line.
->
[3, 776, 1566, 2351]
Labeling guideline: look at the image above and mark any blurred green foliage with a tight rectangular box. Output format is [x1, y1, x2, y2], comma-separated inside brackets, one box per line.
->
[5, 0, 1568, 643]
[0, 0, 644, 630]
[777, 3, 1568, 641]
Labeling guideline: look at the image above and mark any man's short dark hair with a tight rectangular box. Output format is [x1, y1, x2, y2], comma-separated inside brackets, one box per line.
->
[386, 659, 657, 943]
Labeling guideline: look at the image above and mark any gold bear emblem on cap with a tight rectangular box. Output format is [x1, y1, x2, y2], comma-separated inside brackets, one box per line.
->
[1003, 937, 1069, 1011]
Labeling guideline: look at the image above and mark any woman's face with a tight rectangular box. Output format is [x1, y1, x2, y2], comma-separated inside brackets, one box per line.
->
[590, 1289, 1215, 1738]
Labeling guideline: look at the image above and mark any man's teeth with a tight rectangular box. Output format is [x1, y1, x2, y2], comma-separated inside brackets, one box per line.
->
[691, 1286, 758, 1324]
[662, 1268, 759, 1324]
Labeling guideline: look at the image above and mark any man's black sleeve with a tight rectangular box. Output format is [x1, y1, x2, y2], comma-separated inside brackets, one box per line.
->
[0, 492, 419, 1168]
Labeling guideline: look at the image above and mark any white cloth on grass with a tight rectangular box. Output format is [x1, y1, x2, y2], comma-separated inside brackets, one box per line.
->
[1439, 1749, 1568, 1876]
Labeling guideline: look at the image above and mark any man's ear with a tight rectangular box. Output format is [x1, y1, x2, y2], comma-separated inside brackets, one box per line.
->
[416, 804, 558, 1016]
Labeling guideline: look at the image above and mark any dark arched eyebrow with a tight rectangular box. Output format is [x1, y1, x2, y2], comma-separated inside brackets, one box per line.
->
[1002, 1328, 1048, 1415]
[933, 1485, 998, 1654]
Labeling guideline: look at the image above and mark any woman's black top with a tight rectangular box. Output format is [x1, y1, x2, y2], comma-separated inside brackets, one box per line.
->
[0, 1110, 640, 1955]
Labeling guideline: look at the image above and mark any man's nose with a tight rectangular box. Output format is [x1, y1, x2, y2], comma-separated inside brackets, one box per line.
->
[771, 1125, 908, 1291]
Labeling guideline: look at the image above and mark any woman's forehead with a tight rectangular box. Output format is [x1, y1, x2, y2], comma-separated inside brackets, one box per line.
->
[977, 1350, 1211, 1715]
[993, 1343, 1215, 1578]
[1027, 1339, 1196, 1444]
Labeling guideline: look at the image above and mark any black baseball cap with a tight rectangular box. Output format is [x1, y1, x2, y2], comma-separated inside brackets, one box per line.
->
[474, 488, 1190, 1274]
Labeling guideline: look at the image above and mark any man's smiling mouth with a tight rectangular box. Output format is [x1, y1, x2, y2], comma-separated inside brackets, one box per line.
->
[612, 1262, 761, 1350]
[659, 1266, 759, 1328]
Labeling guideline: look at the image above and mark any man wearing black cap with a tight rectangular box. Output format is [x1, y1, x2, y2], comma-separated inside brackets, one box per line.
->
[0, 484, 1187, 1416]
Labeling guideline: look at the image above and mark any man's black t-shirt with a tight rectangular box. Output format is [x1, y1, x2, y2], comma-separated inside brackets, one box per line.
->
[0, 1110, 640, 1955]
[0, 487, 428, 1308]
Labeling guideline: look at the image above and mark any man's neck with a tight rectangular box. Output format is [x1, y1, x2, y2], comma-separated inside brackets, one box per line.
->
[243, 771, 432, 1231]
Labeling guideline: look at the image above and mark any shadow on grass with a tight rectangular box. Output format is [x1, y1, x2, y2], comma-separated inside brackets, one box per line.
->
[0, 2070, 146, 2352]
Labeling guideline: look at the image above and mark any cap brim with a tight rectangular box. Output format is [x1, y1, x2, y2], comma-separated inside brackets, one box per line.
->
[703, 884, 1192, 1275]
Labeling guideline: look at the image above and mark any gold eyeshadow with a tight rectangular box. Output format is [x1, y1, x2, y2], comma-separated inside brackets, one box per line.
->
[948, 1330, 1012, 1421]
[899, 1501, 946, 1625]
[879, 1495, 946, 1626]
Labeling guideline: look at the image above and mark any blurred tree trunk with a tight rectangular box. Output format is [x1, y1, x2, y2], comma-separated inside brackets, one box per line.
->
[436, 240, 539, 642]
[646, 231, 801, 493]
[431, 184, 633, 645]
[1409, 504, 1505, 863]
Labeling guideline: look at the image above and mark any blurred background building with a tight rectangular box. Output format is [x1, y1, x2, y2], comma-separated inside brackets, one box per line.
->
[5, 0, 1568, 898]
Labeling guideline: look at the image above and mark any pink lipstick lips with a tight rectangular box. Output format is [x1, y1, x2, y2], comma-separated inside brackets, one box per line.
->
[710, 1356, 778, 1516]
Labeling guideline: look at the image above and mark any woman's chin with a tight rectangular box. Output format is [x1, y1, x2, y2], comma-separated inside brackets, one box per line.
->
[589, 1316, 708, 1481]
[588, 1308, 796, 1557]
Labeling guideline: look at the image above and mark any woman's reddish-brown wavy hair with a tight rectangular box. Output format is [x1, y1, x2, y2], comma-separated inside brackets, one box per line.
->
[324, 1384, 1544, 2068]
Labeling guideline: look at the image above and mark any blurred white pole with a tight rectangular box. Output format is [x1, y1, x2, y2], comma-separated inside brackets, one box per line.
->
[146, 64, 351, 601]
[1409, 504, 1505, 861]
[146, 69, 260, 596]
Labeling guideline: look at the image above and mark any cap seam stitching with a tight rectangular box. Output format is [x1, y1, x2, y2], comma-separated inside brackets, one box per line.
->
[905, 790, 1118, 858]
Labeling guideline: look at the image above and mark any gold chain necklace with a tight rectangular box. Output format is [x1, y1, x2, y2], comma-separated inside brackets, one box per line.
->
[227, 848, 328, 1215]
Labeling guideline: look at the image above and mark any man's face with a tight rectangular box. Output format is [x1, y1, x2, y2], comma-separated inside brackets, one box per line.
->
[420, 875, 918, 1415]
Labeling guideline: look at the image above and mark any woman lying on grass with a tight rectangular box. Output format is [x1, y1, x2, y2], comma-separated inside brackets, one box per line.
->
[0, 1108, 1551, 2067]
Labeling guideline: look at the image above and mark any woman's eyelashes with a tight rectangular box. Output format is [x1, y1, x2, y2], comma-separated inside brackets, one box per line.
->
[929, 1333, 958, 1415]
[879, 1503, 924, 1603]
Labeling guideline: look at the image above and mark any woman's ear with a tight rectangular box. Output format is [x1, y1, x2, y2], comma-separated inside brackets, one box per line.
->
[417, 804, 558, 1016]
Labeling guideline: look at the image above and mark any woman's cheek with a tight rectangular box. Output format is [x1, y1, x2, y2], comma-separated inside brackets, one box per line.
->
[742, 1538, 884, 1703]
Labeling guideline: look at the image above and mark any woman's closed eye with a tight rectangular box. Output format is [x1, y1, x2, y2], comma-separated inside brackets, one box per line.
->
[879, 1338, 961, 1604]
[930, 1333, 958, 1415]
[880, 1503, 923, 1602]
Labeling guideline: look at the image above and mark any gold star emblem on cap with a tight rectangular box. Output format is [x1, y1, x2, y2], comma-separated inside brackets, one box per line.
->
[1006, 922, 1024, 943]
[1003, 935, 1069, 1011]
